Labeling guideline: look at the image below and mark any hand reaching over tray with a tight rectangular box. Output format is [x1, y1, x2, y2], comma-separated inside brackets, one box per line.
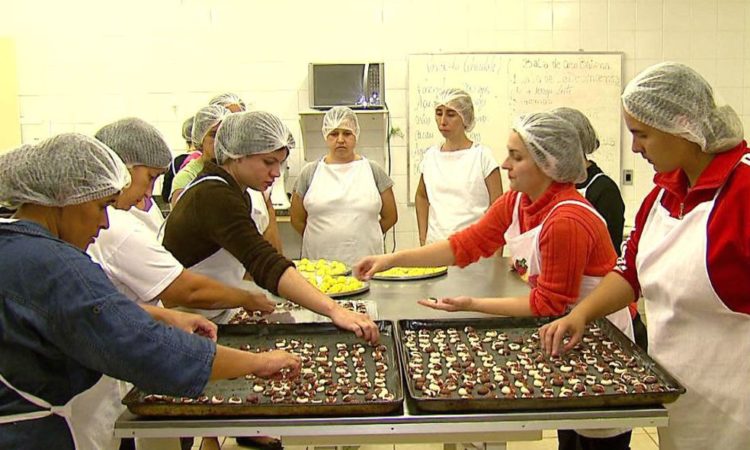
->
[241, 291, 276, 315]
[418, 296, 473, 312]
[539, 312, 587, 357]
[353, 254, 394, 281]
[330, 305, 380, 344]
[252, 350, 302, 379]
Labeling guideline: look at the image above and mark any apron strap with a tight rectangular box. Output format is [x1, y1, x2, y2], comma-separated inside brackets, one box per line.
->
[542, 199, 607, 226]
[579, 172, 606, 195]
[0, 372, 70, 424]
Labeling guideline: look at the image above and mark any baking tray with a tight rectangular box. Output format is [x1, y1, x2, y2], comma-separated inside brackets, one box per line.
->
[293, 259, 351, 276]
[123, 321, 402, 417]
[228, 300, 378, 325]
[396, 317, 685, 414]
[372, 267, 449, 281]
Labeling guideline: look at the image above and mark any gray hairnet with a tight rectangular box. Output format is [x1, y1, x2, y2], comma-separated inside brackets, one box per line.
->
[0, 133, 130, 208]
[209, 92, 246, 111]
[551, 107, 600, 155]
[95, 118, 172, 169]
[215, 111, 296, 164]
[513, 112, 587, 184]
[435, 88, 476, 132]
[181, 116, 194, 143]
[322, 106, 360, 140]
[192, 105, 231, 149]
[622, 62, 744, 153]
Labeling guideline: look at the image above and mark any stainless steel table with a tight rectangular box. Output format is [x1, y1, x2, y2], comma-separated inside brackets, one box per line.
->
[115, 257, 668, 448]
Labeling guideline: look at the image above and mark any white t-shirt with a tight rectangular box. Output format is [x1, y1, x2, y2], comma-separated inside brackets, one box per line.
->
[419, 143, 499, 243]
[129, 201, 165, 236]
[88, 207, 183, 305]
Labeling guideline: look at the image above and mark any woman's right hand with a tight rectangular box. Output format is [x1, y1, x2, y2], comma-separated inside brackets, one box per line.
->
[539, 313, 587, 357]
[242, 292, 276, 315]
[252, 350, 301, 379]
[354, 254, 393, 281]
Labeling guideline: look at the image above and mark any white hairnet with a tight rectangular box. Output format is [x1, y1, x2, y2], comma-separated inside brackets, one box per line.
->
[209, 92, 246, 111]
[551, 107, 600, 155]
[95, 118, 172, 169]
[181, 116, 194, 143]
[215, 111, 295, 164]
[622, 62, 744, 153]
[435, 88, 476, 132]
[321, 106, 360, 140]
[513, 112, 587, 184]
[192, 105, 231, 148]
[0, 133, 130, 208]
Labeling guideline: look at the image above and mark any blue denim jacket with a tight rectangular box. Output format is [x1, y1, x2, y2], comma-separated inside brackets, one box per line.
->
[0, 220, 216, 449]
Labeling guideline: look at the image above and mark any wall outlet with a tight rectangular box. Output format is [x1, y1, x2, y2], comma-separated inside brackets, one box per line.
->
[622, 169, 634, 186]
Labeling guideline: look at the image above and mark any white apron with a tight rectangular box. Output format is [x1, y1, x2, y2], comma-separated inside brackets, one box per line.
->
[635, 159, 750, 450]
[504, 193, 634, 439]
[248, 188, 271, 234]
[173, 176, 244, 323]
[422, 145, 491, 243]
[576, 172, 605, 197]
[302, 158, 383, 266]
[0, 373, 121, 450]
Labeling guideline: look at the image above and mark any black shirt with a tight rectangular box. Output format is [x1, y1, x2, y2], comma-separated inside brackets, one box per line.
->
[576, 161, 625, 256]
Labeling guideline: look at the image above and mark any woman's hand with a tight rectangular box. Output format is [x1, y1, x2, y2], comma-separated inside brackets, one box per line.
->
[329, 306, 380, 344]
[169, 310, 218, 341]
[241, 292, 276, 315]
[252, 350, 301, 379]
[539, 313, 587, 356]
[353, 254, 394, 281]
[418, 296, 473, 312]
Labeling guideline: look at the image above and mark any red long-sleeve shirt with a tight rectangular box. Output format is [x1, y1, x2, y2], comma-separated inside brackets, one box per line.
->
[615, 141, 750, 314]
[449, 182, 617, 316]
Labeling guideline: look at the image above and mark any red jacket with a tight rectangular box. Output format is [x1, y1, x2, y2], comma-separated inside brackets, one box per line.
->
[616, 141, 750, 314]
[449, 182, 617, 316]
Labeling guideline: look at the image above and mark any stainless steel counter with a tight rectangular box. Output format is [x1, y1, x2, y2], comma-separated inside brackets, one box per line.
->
[115, 257, 668, 445]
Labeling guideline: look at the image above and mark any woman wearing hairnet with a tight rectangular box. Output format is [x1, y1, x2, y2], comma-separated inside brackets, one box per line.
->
[551, 107, 646, 449]
[0, 134, 300, 450]
[209, 92, 246, 113]
[160, 116, 197, 203]
[290, 106, 397, 265]
[171, 105, 232, 207]
[416, 88, 503, 245]
[162, 111, 379, 343]
[541, 62, 750, 450]
[356, 111, 634, 448]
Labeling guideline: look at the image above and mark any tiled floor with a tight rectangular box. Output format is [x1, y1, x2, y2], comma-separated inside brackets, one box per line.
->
[200, 427, 659, 450]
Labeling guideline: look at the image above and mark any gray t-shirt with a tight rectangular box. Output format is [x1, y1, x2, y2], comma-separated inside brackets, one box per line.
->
[294, 158, 394, 198]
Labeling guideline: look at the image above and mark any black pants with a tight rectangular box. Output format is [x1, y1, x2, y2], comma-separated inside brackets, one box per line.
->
[632, 312, 648, 352]
[557, 429, 632, 450]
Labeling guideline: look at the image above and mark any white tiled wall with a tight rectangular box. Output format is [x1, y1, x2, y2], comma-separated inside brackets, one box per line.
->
[2, 0, 749, 250]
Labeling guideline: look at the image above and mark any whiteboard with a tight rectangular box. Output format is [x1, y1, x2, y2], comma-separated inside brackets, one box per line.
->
[407, 53, 623, 203]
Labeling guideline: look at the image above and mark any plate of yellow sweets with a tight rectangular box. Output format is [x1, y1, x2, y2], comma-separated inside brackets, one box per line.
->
[293, 258, 351, 276]
[300, 272, 370, 298]
[372, 266, 448, 281]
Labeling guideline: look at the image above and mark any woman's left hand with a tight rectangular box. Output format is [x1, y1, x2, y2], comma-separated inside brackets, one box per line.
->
[330, 307, 380, 344]
[169, 310, 219, 341]
[418, 296, 473, 312]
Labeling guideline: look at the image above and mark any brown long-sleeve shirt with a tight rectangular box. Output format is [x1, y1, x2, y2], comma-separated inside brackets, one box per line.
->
[162, 161, 293, 295]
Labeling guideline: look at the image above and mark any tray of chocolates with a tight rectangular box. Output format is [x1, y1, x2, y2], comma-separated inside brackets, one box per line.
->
[123, 321, 402, 417]
[397, 317, 685, 413]
[228, 300, 377, 325]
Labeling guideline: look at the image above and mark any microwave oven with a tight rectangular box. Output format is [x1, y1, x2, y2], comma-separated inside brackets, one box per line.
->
[308, 62, 385, 110]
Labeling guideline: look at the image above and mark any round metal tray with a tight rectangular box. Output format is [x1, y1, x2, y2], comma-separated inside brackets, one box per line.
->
[293, 259, 351, 276]
[324, 281, 370, 298]
[372, 267, 448, 281]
